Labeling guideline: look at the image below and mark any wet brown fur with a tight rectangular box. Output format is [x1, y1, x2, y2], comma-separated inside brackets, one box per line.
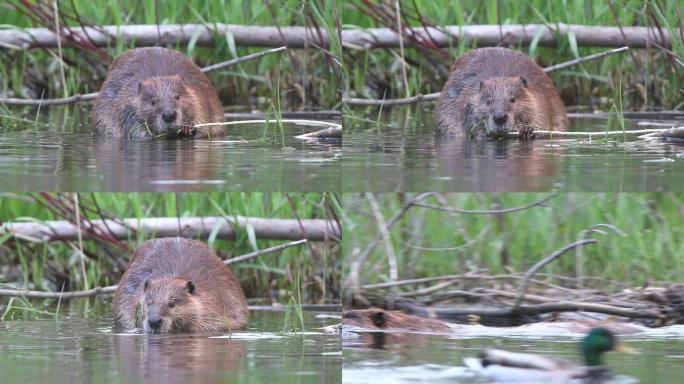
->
[434, 47, 567, 139]
[93, 47, 224, 139]
[342, 308, 452, 333]
[112, 237, 248, 333]
[342, 308, 646, 336]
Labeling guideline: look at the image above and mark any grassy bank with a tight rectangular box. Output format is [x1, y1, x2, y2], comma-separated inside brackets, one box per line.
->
[343, 193, 684, 293]
[341, 0, 684, 114]
[0, 0, 341, 114]
[0, 192, 341, 319]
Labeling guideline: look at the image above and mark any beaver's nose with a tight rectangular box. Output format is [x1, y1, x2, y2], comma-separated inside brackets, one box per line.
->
[493, 113, 508, 125]
[162, 111, 177, 123]
[148, 318, 162, 331]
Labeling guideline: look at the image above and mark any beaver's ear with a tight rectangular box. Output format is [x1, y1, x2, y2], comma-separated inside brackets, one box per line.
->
[519, 76, 528, 88]
[371, 311, 386, 327]
[186, 281, 196, 294]
[144, 280, 150, 291]
[137, 82, 144, 94]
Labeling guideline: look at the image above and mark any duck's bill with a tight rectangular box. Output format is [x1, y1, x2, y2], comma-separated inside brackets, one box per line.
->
[614, 344, 639, 354]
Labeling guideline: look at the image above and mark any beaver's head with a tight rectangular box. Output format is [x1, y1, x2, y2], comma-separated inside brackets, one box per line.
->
[473, 76, 532, 138]
[135, 76, 195, 138]
[141, 277, 202, 334]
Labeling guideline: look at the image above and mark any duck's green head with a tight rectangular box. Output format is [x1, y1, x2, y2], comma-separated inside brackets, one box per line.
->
[581, 327, 633, 366]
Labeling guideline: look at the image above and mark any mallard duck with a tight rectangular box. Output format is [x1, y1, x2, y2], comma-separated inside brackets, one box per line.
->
[463, 327, 636, 383]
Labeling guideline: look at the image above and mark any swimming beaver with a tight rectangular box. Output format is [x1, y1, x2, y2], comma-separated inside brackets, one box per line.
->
[343, 308, 452, 333]
[434, 47, 567, 139]
[93, 47, 224, 139]
[112, 237, 249, 333]
[342, 308, 646, 335]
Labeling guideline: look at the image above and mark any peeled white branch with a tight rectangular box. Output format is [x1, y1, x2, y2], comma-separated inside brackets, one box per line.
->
[0, 24, 328, 49]
[342, 24, 674, 49]
[0, 216, 340, 242]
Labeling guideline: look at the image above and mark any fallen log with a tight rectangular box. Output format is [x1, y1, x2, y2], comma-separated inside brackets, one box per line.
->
[0, 24, 328, 49]
[0, 216, 340, 242]
[342, 24, 674, 50]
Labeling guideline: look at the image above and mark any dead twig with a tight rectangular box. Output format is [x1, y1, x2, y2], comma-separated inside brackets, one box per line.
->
[412, 192, 557, 215]
[0, 285, 117, 299]
[513, 239, 599, 309]
[224, 239, 307, 265]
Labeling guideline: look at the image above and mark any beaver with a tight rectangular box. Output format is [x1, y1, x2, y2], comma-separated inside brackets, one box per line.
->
[112, 237, 248, 333]
[433, 47, 567, 139]
[342, 308, 452, 333]
[342, 308, 646, 336]
[93, 47, 225, 139]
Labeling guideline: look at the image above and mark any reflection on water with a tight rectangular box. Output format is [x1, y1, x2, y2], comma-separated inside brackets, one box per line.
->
[0, 309, 341, 384]
[343, 107, 684, 192]
[0, 108, 341, 191]
[342, 326, 684, 383]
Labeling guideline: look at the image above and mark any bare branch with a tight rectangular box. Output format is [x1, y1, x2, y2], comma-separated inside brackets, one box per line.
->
[412, 192, 557, 215]
[1, 216, 338, 242]
[0, 285, 117, 299]
[224, 239, 308, 265]
[513, 239, 599, 308]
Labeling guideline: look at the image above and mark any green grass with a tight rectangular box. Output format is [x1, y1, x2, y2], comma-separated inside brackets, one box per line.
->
[341, 0, 684, 113]
[342, 193, 684, 290]
[0, 192, 341, 320]
[0, 0, 341, 112]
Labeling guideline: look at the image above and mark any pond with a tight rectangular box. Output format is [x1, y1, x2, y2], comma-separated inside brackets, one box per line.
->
[0, 107, 341, 192]
[0, 303, 341, 384]
[343, 106, 684, 192]
[342, 325, 684, 383]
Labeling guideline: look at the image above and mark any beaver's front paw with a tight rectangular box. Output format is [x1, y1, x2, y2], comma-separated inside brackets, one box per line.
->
[178, 126, 198, 137]
[518, 126, 536, 140]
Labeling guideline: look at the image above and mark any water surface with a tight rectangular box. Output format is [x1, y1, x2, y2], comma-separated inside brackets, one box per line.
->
[0, 107, 341, 191]
[343, 107, 684, 192]
[0, 307, 341, 384]
[343, 326, 684, 383]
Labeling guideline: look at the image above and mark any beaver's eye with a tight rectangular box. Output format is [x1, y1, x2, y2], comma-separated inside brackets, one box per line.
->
[167, 302, 175, 308]
[150, 100, 156, 106]
[510, 97, 516, 103]
[175, 95, 180, 100]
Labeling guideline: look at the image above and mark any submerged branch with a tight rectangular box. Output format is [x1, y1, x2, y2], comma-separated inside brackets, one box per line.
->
[194, 119, 342, 130]
[505, 128, 666, 139]
[295, 127, 343, 140]
[638, 126, 684, 140]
